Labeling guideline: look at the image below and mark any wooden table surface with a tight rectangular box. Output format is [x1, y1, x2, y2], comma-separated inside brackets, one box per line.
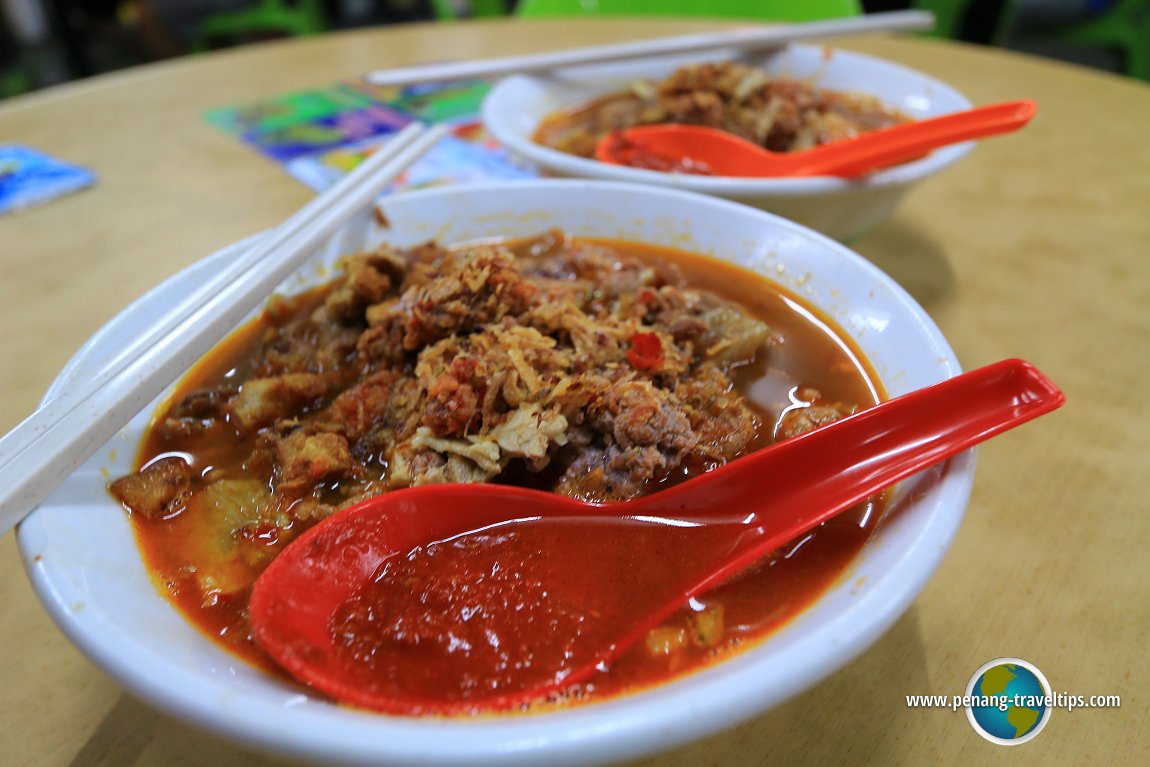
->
[1, 17, 1147, 767]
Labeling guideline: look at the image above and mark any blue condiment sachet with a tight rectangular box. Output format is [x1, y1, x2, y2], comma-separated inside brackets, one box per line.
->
[0, 145, 96, 215]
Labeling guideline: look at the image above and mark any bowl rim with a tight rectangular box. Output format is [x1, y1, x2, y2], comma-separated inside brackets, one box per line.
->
[17, 180, 972, 767]
[482, 43, 976, 196]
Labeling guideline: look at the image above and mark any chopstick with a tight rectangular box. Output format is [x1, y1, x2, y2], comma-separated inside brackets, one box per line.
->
[366, 10, 935, 87]
[0, 122, 449, 537]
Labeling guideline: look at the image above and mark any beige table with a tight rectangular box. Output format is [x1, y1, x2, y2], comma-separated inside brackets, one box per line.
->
[1, 17, 1147, 767]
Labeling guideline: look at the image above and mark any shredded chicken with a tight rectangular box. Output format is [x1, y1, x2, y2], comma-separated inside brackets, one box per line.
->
[111, 232, 865, 554]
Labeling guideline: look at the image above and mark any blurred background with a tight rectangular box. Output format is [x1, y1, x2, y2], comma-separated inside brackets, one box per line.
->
[1, 0, 1144, 101]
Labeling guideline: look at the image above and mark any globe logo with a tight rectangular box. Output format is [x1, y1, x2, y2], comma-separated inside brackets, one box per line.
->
[965, 658, 1052, 745]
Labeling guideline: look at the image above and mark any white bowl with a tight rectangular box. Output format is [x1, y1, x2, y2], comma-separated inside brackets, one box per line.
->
[482, 44, 975, 241]
[18, 180, 971, 767]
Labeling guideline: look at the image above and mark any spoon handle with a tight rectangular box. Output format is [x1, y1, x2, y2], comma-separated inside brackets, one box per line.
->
[794, 100, 1037, 178]
[641, 359, 1063, 591]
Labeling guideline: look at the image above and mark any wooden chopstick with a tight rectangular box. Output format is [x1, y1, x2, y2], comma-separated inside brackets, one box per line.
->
[365, 10, 935, 87]
[0, 122, 449, 536]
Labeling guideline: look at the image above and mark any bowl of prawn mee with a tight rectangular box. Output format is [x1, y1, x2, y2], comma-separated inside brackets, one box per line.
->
[483, 45, 975, 241]
[18, 180, 972, 766]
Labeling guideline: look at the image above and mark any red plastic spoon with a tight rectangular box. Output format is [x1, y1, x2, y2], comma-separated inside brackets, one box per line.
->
[249, 358, 1062, 715]
[594, 100, 1037, 178]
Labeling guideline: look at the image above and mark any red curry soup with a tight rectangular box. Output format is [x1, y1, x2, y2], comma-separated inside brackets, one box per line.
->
[534, 60, 911, 174]
[109, 230, 884, 713]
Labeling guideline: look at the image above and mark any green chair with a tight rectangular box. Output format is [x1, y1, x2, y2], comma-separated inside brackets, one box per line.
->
[1002, 0, 1150, 80]
[1, 68, 29, 100]
[1, 11, 28, 99]
[192, 0, 328, 51]
[916, 0, 1149, 80]
[431, 0, 861, 20]
[514, 0, 862, 20]
[430, 0, 511, 18]
[911, 0, 975, 39]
